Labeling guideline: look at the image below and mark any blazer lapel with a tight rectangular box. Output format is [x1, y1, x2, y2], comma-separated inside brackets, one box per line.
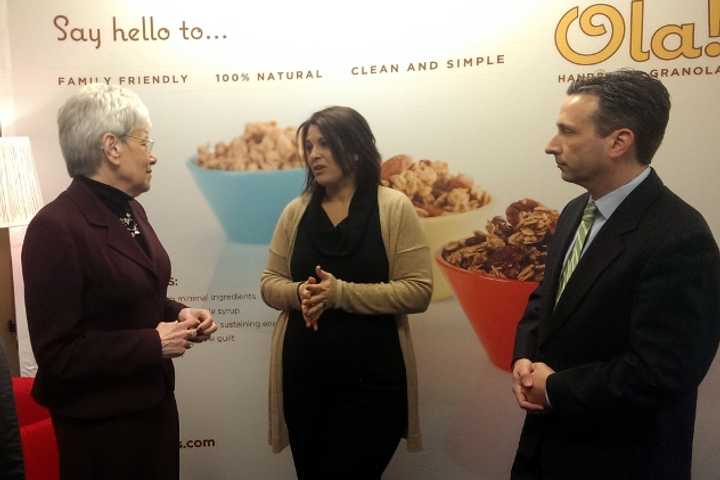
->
[105, 216, 159, 280]
[66, 179, 158, 279]
[539, 170, 665, 345]
[129, 201, 165, 280]
[542, 230, 625, 343]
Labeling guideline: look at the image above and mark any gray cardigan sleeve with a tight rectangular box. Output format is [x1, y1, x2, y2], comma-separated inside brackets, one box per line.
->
[260, 198, 304, 312]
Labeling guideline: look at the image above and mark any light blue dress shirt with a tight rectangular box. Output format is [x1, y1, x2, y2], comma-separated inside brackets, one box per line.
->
[561, 167, 652, 267]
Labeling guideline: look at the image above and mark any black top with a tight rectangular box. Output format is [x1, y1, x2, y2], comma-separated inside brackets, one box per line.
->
[77, 175, 149, 255]
[283, 185, 406, 389]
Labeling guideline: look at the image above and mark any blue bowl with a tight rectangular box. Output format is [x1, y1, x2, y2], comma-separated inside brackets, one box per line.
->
[187, 158, 305, 244]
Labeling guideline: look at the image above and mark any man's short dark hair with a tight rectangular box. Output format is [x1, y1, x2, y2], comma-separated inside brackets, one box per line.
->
[567, 69, 671, 165]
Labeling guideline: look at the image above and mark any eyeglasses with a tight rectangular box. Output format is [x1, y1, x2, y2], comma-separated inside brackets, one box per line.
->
[122, 134, 155, 154]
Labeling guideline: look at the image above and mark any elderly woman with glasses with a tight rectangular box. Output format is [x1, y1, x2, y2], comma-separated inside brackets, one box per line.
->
[21, 84, 217, 480]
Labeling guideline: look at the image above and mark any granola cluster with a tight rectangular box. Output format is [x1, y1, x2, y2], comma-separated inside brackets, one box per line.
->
[196, 122, 302, 171]
[381, 154, 491, 217]
[442, 199, 560, 282]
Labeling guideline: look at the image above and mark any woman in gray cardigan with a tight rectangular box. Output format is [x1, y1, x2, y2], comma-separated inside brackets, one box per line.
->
[261, 106, 432, 479]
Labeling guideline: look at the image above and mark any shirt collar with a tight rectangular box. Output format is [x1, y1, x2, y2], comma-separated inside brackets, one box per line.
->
[592, 167, 652, 220]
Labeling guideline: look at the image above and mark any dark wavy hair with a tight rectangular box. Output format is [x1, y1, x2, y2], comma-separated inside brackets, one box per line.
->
[297, 106, 381, 194]
[567, 69, 671, 165]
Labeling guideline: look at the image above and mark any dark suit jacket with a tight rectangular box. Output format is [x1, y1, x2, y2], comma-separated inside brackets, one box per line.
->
[512, 170, 720, 480]
[0, 344, 24, 479]
[22, 179, 185, 419]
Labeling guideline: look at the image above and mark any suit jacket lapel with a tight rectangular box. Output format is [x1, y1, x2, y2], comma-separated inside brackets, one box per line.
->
[66, 179, 158, 279]
[105, 215, 159, 281]
[539, 170, 665, 345]
[129, 201, 164, 278]
[542, 230, 625, 343]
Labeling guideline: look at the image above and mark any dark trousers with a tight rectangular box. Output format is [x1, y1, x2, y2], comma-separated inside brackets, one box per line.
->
[51, 393, 179, 480]
[285, 383, 406, 480]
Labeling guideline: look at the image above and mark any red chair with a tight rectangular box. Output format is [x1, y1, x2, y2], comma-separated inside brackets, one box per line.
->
[12, 377, 60, 480]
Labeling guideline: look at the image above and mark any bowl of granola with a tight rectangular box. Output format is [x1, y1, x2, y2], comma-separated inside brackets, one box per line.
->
[381, 154, 492, 301]
[188, 121, 305, 244]
[436, 199, 560, 371]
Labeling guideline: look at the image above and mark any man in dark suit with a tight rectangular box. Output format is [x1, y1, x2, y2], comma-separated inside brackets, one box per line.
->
[511, 70, 720, 480]
[0, 344, 24, 479]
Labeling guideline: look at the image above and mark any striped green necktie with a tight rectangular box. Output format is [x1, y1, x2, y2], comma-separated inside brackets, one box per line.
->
[555, 200, 597, 304]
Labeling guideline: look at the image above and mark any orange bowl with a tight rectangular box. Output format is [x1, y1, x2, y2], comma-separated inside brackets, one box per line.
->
[419, 206, 492, 302]
[436, 253, 538, 372]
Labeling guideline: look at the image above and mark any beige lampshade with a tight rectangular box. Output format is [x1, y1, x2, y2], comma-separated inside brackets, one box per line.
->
[0, 137, 43, 228]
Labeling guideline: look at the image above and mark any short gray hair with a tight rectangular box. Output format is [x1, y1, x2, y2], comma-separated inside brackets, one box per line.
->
[57, 84, 151, 177]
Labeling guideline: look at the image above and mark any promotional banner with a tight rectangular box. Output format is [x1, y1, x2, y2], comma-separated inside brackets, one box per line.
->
[2, 1, 719, 478]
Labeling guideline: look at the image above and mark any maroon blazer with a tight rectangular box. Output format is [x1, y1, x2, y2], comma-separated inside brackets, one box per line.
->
[22, 179, 185, 419]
